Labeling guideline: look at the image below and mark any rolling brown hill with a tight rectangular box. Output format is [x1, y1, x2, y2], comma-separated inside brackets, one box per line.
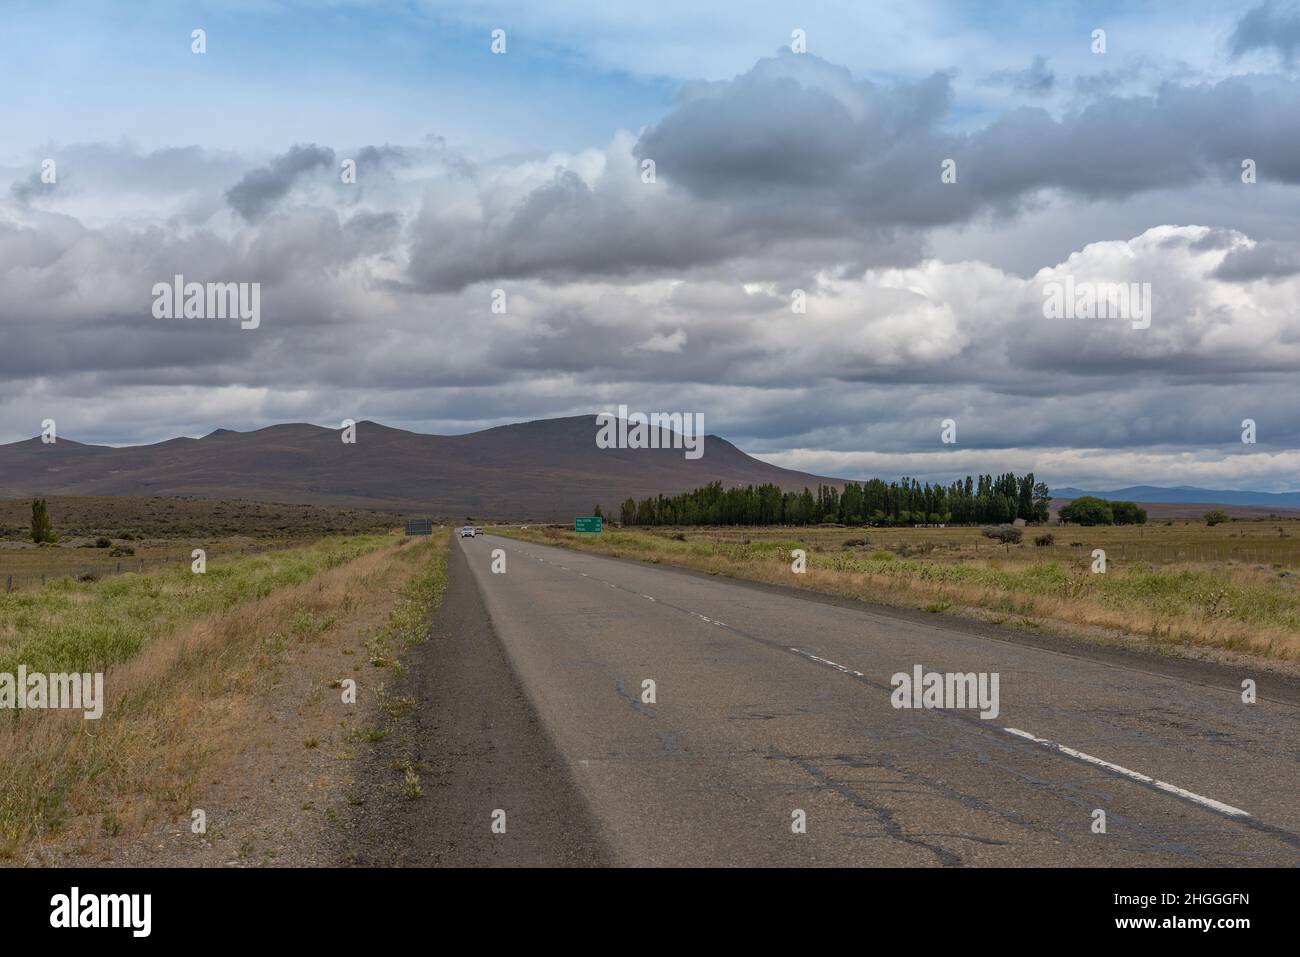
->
[0, 416, 840, 519]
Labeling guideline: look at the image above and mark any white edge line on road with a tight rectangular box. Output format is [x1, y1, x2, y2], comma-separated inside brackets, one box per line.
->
[510, 541, 1264, 825]
[789, 647, 864, 678]
[517, 544, 1254, 823]
[1003, 727, 1251, 818]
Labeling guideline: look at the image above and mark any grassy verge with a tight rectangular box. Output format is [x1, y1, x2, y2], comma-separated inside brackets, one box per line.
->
[0, 534, 392, 675]
[348, 537, 450, 758]
[493, 526, 1300, 663]
[0, 533, 447, 862]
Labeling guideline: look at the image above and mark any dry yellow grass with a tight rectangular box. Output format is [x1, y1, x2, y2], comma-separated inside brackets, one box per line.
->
[0, 535, 445, 863]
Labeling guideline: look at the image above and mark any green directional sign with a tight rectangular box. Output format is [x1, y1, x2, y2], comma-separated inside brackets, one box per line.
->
[575, 516, 603, 533]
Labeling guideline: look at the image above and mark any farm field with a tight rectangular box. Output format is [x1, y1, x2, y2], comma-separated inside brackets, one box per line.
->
[0, 496, 405, 591]
[493, 519, 1300, 665]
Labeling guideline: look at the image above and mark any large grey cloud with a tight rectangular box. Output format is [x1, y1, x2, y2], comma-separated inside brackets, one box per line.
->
[394, 53, 1300, 293]
[640, 54, 1300, 205]
[984, 56, 1056, 97]
[1230, 2, 1300, 65]
[225, 144, 336, 220]
[4, 50, 1300, 491]
[1211, 239, 1300, 280]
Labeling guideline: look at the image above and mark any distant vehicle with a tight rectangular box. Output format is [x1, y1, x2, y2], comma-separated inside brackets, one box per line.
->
[460, 526, 476, 538]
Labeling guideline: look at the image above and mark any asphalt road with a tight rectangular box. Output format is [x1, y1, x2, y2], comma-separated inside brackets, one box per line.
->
[343, 534, 612, 866]
[449, 533, 1300, 866]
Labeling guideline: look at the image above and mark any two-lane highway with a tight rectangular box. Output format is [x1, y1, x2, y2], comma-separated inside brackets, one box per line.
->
[454, 533, 1300, 866]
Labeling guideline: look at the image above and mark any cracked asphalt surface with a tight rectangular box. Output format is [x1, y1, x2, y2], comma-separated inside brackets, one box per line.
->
[436, 533, 1300, 866]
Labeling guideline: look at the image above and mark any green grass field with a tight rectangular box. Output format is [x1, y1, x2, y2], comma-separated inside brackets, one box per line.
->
[0, 531, 447, 860]
[0, 495, 404, 592]
[0, 534, 393, 675]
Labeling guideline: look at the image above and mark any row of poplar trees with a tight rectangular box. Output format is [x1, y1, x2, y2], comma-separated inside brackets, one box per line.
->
[619, 473, 1050, 527]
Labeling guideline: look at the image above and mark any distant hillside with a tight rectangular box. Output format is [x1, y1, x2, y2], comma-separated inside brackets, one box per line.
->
[0, 416, 839, 520]
[1054, 485, 1300, 511]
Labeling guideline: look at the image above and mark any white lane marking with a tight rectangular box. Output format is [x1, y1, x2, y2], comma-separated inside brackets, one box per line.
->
[1003, 727, 1250, 818]
[507, 548, 1255, 822]
[789, 647, 864, 677]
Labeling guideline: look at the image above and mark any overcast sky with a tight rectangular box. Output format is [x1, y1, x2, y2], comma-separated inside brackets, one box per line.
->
[3, 0, 1299, 491]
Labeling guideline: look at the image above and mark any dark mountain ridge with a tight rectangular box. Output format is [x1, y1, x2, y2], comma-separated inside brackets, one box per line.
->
[0, 416, 839, 519]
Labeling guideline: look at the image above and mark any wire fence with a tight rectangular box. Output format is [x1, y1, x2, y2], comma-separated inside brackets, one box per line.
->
[1, 541, 299, 593]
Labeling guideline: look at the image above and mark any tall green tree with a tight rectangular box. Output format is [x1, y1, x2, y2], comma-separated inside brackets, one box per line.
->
[30, 498, 55, 543]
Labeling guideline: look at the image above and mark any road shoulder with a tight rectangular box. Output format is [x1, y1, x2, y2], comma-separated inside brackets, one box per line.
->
[342, 537, 614, 866]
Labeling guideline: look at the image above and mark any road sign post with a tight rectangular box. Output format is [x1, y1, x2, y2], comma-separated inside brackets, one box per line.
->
[575, 516, 603, 533]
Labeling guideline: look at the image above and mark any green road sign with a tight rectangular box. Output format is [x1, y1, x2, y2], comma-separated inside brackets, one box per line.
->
[575, 516, 603, 533]
[404, 519, 433, 536]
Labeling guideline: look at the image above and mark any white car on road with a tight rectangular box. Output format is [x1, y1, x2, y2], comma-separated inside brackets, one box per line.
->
[460, 526, 476, 538]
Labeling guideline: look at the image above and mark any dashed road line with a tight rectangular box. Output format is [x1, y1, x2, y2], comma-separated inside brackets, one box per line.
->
[789, 647, 864, 677]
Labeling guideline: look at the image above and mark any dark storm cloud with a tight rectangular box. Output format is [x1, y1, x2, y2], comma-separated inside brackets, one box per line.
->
[1230, 2, 1300, 65]
[225, 143, 336, 220]
[401, 53, 1300, 293]
[1212, 240, 1300, 280]
[3, 53, 1300, 490]
[984, 56, 1055, 96]
[405, 162, 908, 292]
[639, 53, 1300, 204]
